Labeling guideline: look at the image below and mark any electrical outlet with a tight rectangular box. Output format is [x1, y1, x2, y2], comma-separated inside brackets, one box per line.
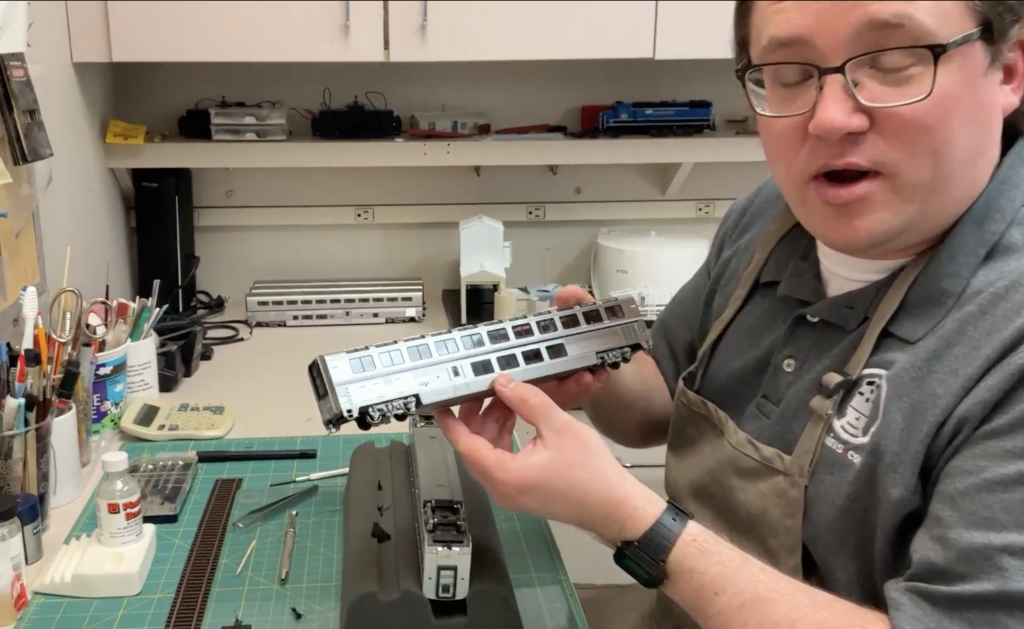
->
[696, 202, 715, 217]
[526, 205, 546, 220]
[355, 207, 375, 223]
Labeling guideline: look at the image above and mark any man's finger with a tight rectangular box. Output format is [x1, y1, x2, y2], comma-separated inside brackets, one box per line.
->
[491, 373, 565, 432]
[554, 285, 594, 308]
[435, 408, 515, 474]
[481, 396, 512, 423]
[457, 398, 484, 419]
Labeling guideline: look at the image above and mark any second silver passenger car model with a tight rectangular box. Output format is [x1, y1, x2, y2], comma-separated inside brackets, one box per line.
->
[409, 416, 471, 601]
[308, 295, 652, 431]
[245, 278, 425, 327]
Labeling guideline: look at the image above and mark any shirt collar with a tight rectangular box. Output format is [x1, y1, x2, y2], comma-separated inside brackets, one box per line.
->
[887, 129, 1024, 343]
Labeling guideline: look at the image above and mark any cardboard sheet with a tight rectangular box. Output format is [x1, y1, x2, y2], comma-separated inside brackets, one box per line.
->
[0, 148, 42, 310]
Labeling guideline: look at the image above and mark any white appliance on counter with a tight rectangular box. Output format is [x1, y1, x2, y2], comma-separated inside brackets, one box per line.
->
[591, 228, 712, 321]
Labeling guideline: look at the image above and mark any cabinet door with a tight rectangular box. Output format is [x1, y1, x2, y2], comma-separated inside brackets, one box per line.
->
[388, 1, 656, 62]
[106, 1, 385, 62]
[654, 1, 736, 60]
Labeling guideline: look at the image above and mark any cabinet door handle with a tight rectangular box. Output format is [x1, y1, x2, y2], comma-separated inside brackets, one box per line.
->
[422, 0, 428, 27]
[345, 0, 350, 27]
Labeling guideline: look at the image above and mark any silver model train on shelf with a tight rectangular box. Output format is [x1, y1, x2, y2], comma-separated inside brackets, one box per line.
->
[307, 294, 652, 432]
[410, 416, 471, 601]
[245, 278, 425, 328]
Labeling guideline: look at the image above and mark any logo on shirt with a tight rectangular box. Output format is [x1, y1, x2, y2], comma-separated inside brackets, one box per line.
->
[823, 368, 886, 465]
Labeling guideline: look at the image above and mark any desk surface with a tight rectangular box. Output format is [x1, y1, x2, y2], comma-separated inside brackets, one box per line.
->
[18, 435, 589, 629]
[18, 309, 624, 629]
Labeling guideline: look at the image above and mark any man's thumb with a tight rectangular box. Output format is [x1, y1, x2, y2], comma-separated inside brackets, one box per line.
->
[491, 374, 562, 430]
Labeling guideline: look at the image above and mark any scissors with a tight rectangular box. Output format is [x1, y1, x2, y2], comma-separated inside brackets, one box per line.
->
[47, 287, 115, 373]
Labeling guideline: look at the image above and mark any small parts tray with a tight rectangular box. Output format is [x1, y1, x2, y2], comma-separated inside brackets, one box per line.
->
[129, 451, 199, 524]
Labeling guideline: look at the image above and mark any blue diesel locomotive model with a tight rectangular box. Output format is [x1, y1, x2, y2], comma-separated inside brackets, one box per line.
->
[598, 100, 716, 136]
[308, 295, 652, 432]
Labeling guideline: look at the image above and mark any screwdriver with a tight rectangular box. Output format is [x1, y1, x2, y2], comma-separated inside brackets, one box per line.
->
[268, 466, 350, 487]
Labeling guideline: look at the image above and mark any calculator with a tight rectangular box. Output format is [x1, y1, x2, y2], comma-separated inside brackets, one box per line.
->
[118, 397, 236, 441]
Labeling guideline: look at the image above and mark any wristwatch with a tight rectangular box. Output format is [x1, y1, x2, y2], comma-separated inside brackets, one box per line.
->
[613, 500, 692, 588]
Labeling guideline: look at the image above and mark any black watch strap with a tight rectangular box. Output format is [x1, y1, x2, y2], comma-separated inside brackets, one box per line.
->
[613, 501, 692, 589]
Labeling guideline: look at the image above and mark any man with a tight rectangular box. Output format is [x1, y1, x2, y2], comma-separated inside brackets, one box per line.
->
[434, 2, 1024, 629]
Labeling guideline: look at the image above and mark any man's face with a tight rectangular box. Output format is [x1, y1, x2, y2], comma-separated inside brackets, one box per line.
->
[748, 1, 1024, 260]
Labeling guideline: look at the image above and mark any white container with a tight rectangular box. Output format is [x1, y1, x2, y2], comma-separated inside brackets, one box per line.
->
[591, 228, 711, 319]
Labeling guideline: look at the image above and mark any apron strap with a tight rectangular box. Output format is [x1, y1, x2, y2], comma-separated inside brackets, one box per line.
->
[689, 207, 798, 389]
[798, 249, 934, 469]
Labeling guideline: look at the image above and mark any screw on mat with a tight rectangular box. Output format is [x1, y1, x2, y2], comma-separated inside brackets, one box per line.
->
[222, 614, 252, 629]
[291, 606, 304, 620]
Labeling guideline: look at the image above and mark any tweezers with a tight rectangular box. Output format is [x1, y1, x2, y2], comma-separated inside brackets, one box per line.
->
[233, 484, 319, 529]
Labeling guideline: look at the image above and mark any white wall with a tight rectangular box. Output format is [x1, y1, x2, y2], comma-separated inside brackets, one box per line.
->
[110, 59, 768, 302]
[27, 0, 131, 299]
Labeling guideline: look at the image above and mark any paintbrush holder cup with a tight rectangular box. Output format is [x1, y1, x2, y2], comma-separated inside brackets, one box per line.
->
[0, 413, 53, 530]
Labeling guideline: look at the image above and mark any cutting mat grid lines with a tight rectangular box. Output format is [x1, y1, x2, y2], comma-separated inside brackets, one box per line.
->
[15, 435, 589, 629]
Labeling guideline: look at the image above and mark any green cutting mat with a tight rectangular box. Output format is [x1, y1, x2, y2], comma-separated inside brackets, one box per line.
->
[15, 435, 590, 629]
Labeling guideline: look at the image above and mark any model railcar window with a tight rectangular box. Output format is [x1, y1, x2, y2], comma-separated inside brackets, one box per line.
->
[344, 298, 356, 303]
[536, 318, 558, 334]
[358, 298, 370, 303]
[522, 348, 544, 365]
[497, 354, 520, 371]
[471, 359, 495, 377]
[378, 349, 405, 368]
[559, 313, 582, 329]
[461, 333, 485, 350]
[582, 309, 604, 325]
[434, 338, 460, 356]
[487, 328, 511, 344]
[512, 323, 535, 340]
[408, 343, 432, 362]
[349, 355, 376, 374]
[546, 343, 568, 360]
[401, 297, 414, 302]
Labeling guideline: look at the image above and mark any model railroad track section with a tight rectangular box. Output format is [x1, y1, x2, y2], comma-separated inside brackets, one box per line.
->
[164, 478, 244, 629]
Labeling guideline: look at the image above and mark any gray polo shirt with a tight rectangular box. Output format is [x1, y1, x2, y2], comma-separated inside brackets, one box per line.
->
[651, 134, 1024, 628]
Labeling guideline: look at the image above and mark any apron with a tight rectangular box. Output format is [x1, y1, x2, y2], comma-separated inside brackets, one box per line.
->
[576, 206, 932, 629]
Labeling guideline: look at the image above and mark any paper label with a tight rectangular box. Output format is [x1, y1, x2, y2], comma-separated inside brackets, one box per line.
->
[96, 491, 144, 547]
[0, 535, 29, 614]
[405, 308, 416, 317]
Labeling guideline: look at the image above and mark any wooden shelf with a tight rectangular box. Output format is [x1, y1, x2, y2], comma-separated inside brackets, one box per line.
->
[104, 134, 765, 169]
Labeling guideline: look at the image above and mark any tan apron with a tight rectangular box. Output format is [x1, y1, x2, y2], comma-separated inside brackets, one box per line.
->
[576, 206, 932, 629]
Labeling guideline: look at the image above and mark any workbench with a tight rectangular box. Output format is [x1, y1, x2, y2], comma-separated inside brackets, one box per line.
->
[9, 310, 666, 628]
[16, 435, 589, 629]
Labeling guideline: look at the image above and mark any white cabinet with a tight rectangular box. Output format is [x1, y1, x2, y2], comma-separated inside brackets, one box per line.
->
[654, 0, 736, 61]
[105, 1, 386, 62]
[67, 1, 734, 64]
[387, 1, 657, 62]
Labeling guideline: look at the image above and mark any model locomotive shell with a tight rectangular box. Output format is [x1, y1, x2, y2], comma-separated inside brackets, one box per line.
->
[409, 417, 471, 600]
[308, 295, 652, 432]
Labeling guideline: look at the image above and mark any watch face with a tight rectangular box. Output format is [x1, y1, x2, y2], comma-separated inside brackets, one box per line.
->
[613, 547, 663, 589]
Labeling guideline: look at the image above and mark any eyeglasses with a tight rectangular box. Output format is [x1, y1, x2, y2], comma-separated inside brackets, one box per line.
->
[736, 26, 985, 117]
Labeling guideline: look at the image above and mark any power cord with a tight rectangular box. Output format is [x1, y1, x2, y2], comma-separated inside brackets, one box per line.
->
[159, 290, 253, 347]
[151, 256, 253, 349]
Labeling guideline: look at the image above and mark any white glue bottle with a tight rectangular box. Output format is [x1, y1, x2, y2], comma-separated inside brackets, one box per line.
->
[95, 451, 144, 548]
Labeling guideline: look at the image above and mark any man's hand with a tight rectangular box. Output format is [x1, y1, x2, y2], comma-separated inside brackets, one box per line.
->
[434, 373, 660, 544]
[537, 285, 610, 409]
